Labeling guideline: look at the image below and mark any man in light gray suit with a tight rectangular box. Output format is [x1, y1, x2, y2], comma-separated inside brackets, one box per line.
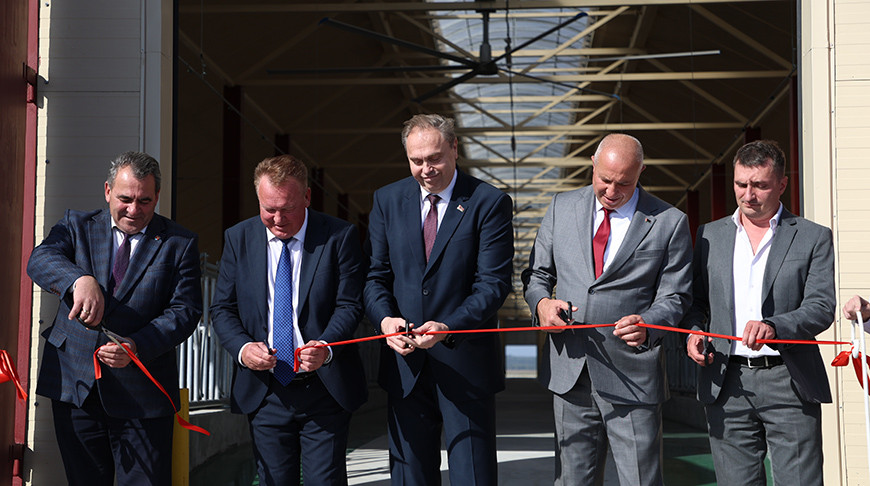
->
[684, 139, 834, 485]
[523, 133, 692, 485]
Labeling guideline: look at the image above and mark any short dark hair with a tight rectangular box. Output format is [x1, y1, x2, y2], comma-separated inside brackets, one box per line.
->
[734, 140, 786, 178]
[401, 114, 456, 149]
[254, 154, 309, 190]
[107, 152, 161, 192]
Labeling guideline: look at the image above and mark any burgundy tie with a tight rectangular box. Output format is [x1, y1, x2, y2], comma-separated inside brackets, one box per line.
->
[112, 233, 131, 295]
[593, 208, 611, 278]
[423, 194, 440, 261]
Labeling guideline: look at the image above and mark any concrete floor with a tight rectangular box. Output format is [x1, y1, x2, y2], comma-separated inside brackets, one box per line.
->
[346, 379, 719, 485]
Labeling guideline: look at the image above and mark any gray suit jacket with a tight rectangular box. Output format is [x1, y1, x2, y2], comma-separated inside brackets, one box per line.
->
[523, 186, 692, 405]
[683, 209, 835, 404]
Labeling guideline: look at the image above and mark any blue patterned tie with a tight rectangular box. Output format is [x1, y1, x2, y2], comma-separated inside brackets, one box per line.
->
[273, 238, 296, 385]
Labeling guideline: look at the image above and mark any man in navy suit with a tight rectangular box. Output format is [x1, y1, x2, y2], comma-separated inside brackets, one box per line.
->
[211, 154, 368, 486]
[27, 151, 203, 486]
[365, 114, 514, 485]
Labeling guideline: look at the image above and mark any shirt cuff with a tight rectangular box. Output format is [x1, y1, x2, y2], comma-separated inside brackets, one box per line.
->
[318, 340, 333, 364]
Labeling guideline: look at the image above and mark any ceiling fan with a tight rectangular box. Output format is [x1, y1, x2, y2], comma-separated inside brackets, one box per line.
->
[267, 9, 589, 104]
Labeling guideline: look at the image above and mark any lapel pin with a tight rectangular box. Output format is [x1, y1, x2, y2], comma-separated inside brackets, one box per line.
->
[457, 205, 465, 212]
[154, 235, 161, 241]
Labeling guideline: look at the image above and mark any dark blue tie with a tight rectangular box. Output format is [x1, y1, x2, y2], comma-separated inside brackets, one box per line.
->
[273, 238, 296, 385]
[111, 233, 131, 295]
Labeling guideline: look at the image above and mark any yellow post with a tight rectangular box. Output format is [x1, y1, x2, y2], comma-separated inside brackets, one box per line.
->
[172, 388, 190, 486]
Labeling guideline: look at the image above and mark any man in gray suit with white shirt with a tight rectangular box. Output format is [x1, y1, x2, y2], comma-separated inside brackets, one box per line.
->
[523, 133, 692, 485]
[683, 140, 834, 485]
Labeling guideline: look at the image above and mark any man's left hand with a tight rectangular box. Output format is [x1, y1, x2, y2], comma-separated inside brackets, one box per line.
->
[297, 340, 329, 372]
[411, 321, 449, 349]
[613, 314, 648, 347]
[742, 320, 775, 351]
[97, 338, 137, 368]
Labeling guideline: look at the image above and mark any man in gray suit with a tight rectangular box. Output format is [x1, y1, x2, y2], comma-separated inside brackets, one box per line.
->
[684, 139, 835, 485]
[523, 133, 692, 485]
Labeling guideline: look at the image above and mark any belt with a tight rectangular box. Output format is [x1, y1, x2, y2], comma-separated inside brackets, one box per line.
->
[729, 355, 784, 369]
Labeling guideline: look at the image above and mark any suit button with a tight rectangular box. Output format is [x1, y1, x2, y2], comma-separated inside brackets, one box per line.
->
[588, 289, 595, 295]
[422, 289, 430, 296]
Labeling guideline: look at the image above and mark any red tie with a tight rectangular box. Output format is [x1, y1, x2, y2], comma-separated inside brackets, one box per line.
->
[423, 194, 440, 261]
[593, 208, 611, 278]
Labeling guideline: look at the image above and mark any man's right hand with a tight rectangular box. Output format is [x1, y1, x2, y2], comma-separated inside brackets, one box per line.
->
[687, 334, 714, 366]
[68, 275, 104, 327]
[381, 317, 417, 356]
[536, 298, 577, 333]
[241, 342, 277, 371]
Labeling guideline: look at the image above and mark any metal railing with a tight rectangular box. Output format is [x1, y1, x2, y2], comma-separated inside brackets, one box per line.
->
[177, 255, 234, 406]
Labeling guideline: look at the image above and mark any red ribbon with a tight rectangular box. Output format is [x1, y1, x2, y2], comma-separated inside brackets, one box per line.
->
[832, 346, 870, 395]
[93, 344, 210, 436]
[292, 322, 852, 373]
[0, 349, 27, 401]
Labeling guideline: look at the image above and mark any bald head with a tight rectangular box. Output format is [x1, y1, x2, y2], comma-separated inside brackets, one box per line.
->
[591, 133, 646, 210]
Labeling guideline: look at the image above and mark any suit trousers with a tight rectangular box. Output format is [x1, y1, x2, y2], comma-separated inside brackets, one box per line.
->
[387, 359, 498, 486]
[553, 367, 663, 486]
[705, 361, 823, 486]
[249, 374, 351, 486]
[51, 388, 174, 486]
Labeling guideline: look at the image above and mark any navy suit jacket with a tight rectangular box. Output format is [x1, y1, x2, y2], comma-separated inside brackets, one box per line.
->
[28, 209, 203, 419]
[683, 209, 835, 404]
[364, 170, 514, 401]
[211, 210, 368, 414]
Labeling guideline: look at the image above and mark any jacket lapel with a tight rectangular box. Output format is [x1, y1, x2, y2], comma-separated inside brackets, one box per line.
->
[251, 223, 270, 338]
[762, 210, 797, 301]
[717, 217, 737, 318]
[89, 210, 114, 291]
[401, 180, 427, 271]
[297, 211, 325, 334]
[573, 190, 596, 282]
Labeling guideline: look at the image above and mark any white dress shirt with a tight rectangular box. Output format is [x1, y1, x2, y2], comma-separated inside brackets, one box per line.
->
[110, 223, 146, 263]
[731, 204, 783, 357]
[593, 187, 640, 274]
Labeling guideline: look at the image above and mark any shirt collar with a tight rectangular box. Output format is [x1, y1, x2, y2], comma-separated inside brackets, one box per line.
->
[111, 220, 147, 237]
[731, 202, 783, 231]
[594, 187, 640, 218]
[420, 169, 458, 204]
[266, 208, 309, 244]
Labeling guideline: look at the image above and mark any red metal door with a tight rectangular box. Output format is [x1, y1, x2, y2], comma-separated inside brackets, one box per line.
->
[0, 0, 38, 485]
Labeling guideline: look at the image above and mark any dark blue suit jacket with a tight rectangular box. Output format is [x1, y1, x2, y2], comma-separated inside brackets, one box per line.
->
[211, 210, 368, 414]
[364, 170, 514, 401]
[28, 209, 203, 419]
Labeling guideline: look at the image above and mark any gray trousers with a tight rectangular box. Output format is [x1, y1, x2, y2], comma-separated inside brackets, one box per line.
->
[705, 361, 823, 486]
[553, 368, 663, 486]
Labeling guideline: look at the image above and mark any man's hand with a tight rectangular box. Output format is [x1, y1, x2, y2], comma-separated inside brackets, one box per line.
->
[742, 320, 775, 351]
[613, 314, 647, 347]
[687, 334, 714, 366]
[536, 298, 577, 333]
[68, 275, 104, 327]
[381, 317, 417, 356]
[241, 342, 277, 371]
[97, 338, 137, 368]
[411, 321, 449, 349]
[844, 295, 870, 322]
[297, 340, 329, 372]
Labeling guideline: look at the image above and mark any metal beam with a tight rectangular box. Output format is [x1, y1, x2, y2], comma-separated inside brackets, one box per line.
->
[291, 122, 746, 135]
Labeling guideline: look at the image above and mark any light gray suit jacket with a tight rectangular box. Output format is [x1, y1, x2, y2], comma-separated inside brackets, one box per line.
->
[683, 209, 835, 404]
[523, 186, 692, 405]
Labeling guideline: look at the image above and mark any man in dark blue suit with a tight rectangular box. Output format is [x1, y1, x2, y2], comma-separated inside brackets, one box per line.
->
[27, 151, 203, 486]
[365, 114, 514, 485]
[211, 154, 368, 486]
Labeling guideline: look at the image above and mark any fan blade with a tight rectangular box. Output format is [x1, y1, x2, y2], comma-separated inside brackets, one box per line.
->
[413, 69, 481, 104]
[268, 65, 472, 75]
[320, 17, 477, 68]
[495, 11, 589, 64]
[497, 67, 620, 100]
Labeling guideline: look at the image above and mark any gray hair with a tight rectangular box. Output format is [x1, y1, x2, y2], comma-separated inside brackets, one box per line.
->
[734, 140, 786, 178]
[107, 151, 161, 192]
[401, 114, 457, 149]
